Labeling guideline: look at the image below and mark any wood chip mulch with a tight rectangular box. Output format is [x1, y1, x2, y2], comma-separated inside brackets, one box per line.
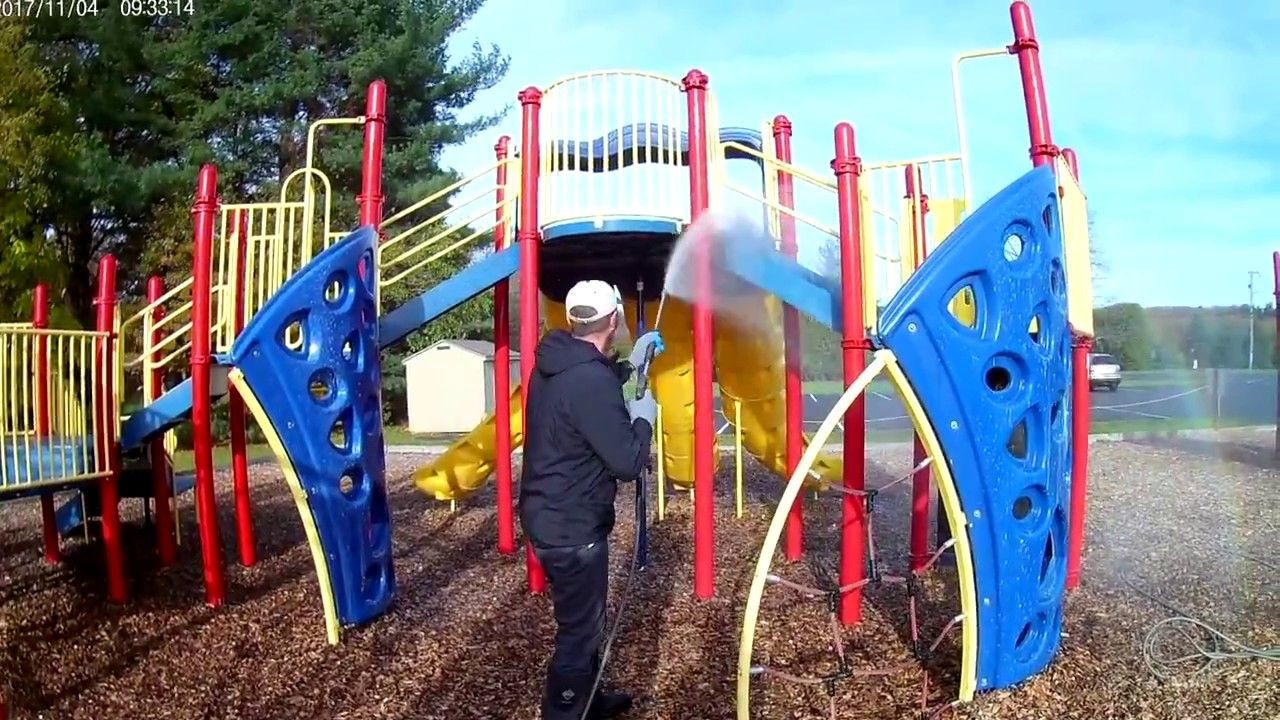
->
[1, 431, 1277, 719]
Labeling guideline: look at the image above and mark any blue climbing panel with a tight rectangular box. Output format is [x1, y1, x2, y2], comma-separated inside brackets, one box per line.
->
[876, 165, 1071, 691]
[230, 225, 395, 628]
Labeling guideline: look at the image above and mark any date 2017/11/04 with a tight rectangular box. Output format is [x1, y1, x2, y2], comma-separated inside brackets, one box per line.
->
[0, 0, 194, 16]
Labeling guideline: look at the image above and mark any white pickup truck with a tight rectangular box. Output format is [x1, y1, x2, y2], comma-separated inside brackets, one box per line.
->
[1087, 352, 1122, 392]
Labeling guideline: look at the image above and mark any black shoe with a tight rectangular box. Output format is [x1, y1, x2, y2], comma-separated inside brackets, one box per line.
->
[587, 690, 633, 719]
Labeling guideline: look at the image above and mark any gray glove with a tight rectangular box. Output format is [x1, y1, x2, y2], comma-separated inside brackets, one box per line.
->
[627, 330, 665, 374]
[627, 388, 657, 426]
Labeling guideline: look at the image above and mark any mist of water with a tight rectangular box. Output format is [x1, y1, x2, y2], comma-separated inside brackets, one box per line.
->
[658, 206, 781, 340]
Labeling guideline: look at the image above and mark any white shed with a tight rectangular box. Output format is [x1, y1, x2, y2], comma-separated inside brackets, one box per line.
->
[403, 340, 521, 434]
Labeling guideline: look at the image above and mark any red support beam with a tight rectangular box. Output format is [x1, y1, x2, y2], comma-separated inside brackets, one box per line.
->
[94, 255, 128, 603]
[32, 284, 60, 564]
[1009, 1, 1058, 167]
[1060, 151, 1092, 591]
[772, 116, 805, 562]
[832, 123, 868, 625]
[358, 79, 387, 232]
[1061, 147, 1080, 180]
[146, 276, 178, 567]
[493, 135, 516, 555]
[904, 165, 934, 573]
[191, 164, 226, 607]
[683, 69, 716, 600]
[228, 209, 256, 567]
[517, 88, 547, 594]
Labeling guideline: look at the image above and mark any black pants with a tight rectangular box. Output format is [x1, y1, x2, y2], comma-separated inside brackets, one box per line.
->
[534, 539, 609, 719]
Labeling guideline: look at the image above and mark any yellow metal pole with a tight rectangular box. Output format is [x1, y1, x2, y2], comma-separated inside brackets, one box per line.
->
[656, 408, 665, 521]
[950, 48, 1010, 209]
[735, 401, 743, 519]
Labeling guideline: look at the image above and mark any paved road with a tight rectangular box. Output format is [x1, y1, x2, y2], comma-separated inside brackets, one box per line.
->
[710, 371, 1278, 433]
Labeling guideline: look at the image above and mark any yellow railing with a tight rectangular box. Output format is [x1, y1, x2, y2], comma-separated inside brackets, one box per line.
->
[117, 278, 232, 399]
[0, 327, 113, 493]
[540, 70, 692, 227]
[377, 155, 521, 309]
[208, 118, 362, 353]
[215, 166, 346, 352]
[861, 154, 965, 304]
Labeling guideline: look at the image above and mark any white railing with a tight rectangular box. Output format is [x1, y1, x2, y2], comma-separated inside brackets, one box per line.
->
[861, 154, 966, 309]
[540, 71, 692, 228]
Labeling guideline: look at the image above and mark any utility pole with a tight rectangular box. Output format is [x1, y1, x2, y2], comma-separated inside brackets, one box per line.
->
[1249, 271, 1260, 370]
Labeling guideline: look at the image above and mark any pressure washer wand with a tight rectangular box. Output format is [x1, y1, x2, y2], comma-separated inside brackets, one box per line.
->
[632, 278, 654, 572]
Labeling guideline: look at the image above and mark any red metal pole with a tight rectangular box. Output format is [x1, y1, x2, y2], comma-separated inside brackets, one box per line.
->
[1061, 148, 1080, 181]
[228, 209, 255, 567]
[1009, 1, 1058, 167]
[493, 135, 516, 556]
[358, 79, 387, 232]
[517, 88, 547, 594]
[1065, 334, 1091, 589]
[146, 276, 178, 567]
[683, 69, 716, 600]
[191, 164, 226, 607]
[832, 123, 868, 625]
[1062, 151, 1091, 591]
[32, 284, 60, 564]
[904, 165, 934, 573]
[772, 116, 805, 562]
[94, 255, 128, 602]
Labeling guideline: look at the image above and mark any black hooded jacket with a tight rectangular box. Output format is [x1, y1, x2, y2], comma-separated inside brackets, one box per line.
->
[518, 330, 653, 548]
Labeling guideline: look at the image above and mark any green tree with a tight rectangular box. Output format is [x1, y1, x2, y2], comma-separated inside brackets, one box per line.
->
[18, 0, 508, 324]
[1094, 303, 1154, 369]
[0, 22, 78, 322]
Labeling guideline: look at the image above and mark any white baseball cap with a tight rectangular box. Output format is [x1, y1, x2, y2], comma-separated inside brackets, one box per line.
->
[565, 280, 622, 324]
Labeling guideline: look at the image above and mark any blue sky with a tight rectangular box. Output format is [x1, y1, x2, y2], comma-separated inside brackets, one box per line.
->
[440, 0, 1280, 309]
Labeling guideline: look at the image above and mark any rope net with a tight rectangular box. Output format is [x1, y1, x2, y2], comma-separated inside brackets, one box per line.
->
[748, 458, 965, 719]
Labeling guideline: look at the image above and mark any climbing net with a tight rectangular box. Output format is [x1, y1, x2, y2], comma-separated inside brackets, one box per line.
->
[747, 453, 962, 717]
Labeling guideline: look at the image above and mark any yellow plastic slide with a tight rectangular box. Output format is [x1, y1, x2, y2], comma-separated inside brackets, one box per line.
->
[413, 385, 523, 500]
[412, 294, 840, 499]
[713, 291, 842, 490]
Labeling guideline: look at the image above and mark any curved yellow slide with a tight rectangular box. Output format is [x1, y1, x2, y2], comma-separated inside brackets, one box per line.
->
[412, 293, 838, 499]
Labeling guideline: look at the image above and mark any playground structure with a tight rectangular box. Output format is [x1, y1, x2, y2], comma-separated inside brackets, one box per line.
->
[0, 1, 1096, 716]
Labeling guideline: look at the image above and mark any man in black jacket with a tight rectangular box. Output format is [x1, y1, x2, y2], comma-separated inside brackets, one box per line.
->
[519, 279, 661, 720]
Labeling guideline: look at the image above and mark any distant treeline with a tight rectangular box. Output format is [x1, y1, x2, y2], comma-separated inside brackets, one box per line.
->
[1093, 303, 1277, 371]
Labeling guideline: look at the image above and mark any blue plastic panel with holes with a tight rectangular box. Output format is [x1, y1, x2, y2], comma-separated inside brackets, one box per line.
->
[876, 165, 1071, 691]
[229, 226, 395, 628]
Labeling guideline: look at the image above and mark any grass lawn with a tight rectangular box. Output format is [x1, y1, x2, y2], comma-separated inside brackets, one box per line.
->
[798, 370, 1254, 397]
[168, 416, 1258, 473]
[169, 425, 449, 472]
[846, 416, 1253, 446]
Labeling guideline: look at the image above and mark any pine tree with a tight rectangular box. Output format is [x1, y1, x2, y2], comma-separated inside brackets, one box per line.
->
[0, 22, 80, 322]
[16, 0, 509, 326]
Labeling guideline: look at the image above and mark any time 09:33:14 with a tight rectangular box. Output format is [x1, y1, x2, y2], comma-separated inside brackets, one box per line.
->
[119, 0, 195, 15]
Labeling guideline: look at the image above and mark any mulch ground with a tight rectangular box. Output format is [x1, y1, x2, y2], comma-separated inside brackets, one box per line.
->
[1, 431, 1277, 719]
